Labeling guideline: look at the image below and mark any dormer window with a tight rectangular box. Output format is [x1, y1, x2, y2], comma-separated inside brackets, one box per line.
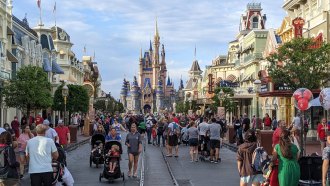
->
[252, 17, 259, 29]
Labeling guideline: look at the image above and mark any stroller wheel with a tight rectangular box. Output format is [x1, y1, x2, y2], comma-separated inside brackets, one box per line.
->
[99, 173, 102, 182]
[122, 172, 125, 181]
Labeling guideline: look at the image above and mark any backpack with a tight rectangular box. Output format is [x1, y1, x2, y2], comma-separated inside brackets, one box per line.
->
[251, 146, 270, 174]
[0, 146, 9, 179]
[169, 123, 179, 136]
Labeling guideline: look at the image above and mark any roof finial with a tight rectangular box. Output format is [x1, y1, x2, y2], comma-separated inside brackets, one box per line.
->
[194, 44, 197, 60]
[140, 47, 142, 59]
[155, 16, 159, 37]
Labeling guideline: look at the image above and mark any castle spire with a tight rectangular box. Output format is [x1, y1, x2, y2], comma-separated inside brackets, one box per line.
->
[155, 17, 159, 38]
[140, 47, 142, 59]
[149, 40, 152, 51]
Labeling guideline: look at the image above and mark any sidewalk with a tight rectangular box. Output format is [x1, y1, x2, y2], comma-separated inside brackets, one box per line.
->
[65, 134, 91, 152]
[223, 139, 323, 156]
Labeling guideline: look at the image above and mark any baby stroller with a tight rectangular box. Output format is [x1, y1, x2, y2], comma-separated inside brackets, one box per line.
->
[99, 140, 125, 182]
[90, 133, 105, 168]
[199, 136, 210, 162]
[181, 127, 189, 146]
[298, 156, 322, 186]
[52, 143, 67, 185]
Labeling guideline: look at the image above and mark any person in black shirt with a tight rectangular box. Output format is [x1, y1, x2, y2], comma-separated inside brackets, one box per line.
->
[241, 113, 250, 140]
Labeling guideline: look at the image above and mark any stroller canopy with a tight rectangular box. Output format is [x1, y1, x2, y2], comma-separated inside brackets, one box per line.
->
[91, 133, 106, 147]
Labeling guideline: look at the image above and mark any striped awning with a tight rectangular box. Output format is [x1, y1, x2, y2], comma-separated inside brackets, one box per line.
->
[43, 58, 52, 72]
[52, 60, 64, 74]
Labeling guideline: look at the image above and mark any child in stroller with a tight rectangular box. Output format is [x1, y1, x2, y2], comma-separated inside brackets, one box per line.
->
[92, 141, 104, 155]
[107, 144, 120, 173]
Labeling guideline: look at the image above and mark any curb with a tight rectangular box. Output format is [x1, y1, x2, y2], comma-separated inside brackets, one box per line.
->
[223, 142, 238, 152]
[65, 137, 91, 152]
[139, 142, 145, 186]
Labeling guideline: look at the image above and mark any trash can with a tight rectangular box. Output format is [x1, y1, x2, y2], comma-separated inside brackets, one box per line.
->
[228, 125, 235, 144]
[69, 125, 78, 143]
[259, 130, 274, 155]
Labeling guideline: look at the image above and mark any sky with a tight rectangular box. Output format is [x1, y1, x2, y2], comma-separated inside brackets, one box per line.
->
[13, 0, 286, 99]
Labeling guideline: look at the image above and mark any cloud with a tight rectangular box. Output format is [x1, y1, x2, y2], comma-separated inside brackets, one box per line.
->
[13, 0, 286, 99]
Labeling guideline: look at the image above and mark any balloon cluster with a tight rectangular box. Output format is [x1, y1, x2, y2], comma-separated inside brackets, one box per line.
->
[319, 88, 330, 110]
[293, 88, 313, 111]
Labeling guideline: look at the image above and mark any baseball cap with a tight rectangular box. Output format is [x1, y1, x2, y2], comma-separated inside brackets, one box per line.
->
[58, 120, 64, 124]
[43, 119, 50, 125]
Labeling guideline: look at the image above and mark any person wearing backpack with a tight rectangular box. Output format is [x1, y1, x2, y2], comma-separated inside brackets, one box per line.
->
[237, 129, 264, 186]
[167, 119, 180, 157]
[0, 131, 20, 186]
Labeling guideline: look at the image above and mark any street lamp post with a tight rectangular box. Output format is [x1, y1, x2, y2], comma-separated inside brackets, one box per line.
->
[62, 84, 69, 125]
[254, 79, 261, 129]
[218, 89, 224, 106]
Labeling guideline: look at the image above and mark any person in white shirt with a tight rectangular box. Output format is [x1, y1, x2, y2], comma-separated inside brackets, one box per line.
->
[43, 119, 59, 143]
[26, 124, 58, 186]
[198, 118, 209, 150]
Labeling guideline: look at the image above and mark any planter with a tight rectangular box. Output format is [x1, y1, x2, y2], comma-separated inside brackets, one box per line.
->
[258, 130, 274, 155]
[69, 125, 78, 143]
[228, 125, 235, 144]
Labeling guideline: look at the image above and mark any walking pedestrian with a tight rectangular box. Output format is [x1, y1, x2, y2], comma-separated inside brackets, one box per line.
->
[291, 113, 301, 132]
[198, 118, 209, 150]
[146, 115, 153, 144]
[318, 118, 330, 153]
[26, 124, 59, 186]
[17, 125, 34, 179]
[0, 131, 20, 186]
[157, 117, 166, 147]
[241, 113, 250, 139]
[105, 128, 121, 142]
[322, 131, 330, 186]
[55, 120, 70, 148]
[272, 129, 300, 186]
[187, 121, 199, 162]
[11, 116, 20, 139]
[80, 114, 85, 135]
[43, 119, 59, 143]
[207, 118, 222, 163]
[151, 125, 157, 145]
[167, 118, 180, 157]
[125, 123, 142, 178]
[237, 129, 263, 186]
[262, 113, 272, 130]
[112, 118, 127, 139]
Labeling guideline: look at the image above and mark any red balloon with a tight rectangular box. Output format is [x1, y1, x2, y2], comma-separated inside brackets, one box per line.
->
[297, 98, 309, 110]
[293, 92, 302, 100]
[303, 89, 313, 100]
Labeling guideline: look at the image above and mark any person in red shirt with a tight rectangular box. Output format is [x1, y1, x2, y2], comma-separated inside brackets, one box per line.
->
[263, 113, 272, 130]
[317, 118, 330, 153]
[11, 116, 20, 138]
[35, 114, 44, 126]
[55, 120, 70, 148]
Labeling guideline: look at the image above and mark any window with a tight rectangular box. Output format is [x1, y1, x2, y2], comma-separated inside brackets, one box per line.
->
[60, 54, 65, 59]
[252, 17, 259, 29]
[41, 34, 49, 50]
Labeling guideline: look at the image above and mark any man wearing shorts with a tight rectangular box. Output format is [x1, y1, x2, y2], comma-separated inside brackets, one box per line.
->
[167, 120, 179, 157]
[207, 118, 221, 163]
[198, 118, 209, 150]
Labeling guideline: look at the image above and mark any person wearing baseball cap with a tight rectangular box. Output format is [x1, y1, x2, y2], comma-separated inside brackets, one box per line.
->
[43, 119, 59, 143]
[55, 120, 70, 148]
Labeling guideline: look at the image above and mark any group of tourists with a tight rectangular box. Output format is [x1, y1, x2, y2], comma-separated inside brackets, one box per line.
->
[0, 113, 74, 186]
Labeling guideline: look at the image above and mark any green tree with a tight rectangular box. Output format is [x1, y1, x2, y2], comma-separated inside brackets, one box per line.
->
[3, 66, 52, 124]
[267, 38, 330, 90]
[53, 84, 89, 114]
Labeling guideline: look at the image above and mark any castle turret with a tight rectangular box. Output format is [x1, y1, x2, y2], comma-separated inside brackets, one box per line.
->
[120, 78, 128, 111]
[152, 18, 160, 89]
[130, 76, 141, 114]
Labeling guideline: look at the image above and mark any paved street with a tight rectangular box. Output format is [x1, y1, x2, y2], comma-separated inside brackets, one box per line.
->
[21, 133, 141, 186]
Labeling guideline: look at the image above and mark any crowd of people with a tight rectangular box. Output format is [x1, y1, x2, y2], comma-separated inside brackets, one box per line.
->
[0, 113, 75, 186]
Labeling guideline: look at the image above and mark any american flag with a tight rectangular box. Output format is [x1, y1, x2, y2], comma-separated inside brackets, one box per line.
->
[37, 0, 41, 8]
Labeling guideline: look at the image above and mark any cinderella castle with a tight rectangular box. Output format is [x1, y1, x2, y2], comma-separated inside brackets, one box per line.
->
[120, 20, 184, 114]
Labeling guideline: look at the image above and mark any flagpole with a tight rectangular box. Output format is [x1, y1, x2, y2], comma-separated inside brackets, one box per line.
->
[38, 0, 43, 26]
[54, 1, 57, 26]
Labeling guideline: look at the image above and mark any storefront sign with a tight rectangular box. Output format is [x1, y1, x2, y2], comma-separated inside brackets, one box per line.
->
[274, 83, 291, 91]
